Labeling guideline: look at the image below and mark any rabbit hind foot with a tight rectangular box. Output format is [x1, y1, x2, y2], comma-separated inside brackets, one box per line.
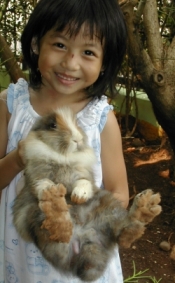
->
[39, 183, 73, 243]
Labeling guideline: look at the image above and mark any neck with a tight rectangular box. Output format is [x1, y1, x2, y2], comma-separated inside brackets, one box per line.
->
[29, 87, 92, 116]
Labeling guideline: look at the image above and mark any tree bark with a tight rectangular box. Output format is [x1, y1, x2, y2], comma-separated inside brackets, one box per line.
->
[120, 0, 175, 177]
[0, 33, 26, 83]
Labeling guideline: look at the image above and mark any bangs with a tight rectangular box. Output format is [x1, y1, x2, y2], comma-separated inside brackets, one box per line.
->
[41, 0, 106, 44]
[55, 21, 103, 44]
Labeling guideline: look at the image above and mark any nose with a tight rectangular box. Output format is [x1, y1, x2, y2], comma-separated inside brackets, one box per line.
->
[61, 52, 80, 71]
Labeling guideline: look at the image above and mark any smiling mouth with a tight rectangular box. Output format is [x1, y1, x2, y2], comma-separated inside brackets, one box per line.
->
[56, 73, 78, 81]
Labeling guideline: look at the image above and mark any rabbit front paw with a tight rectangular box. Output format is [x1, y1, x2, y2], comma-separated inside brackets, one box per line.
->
[129, 189, 162, 224]
[71, 179, 94, 204]
[34, 179, 55, 200]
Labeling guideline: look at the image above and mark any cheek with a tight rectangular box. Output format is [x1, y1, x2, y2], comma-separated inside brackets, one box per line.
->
[38, 56, 48, 73]
[86, 65, 101, 81]
[39, 57, 48, 67]
[38, 52, 55, 72]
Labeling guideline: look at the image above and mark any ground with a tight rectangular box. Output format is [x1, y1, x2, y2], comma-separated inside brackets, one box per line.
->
[120, 137, 175, 282]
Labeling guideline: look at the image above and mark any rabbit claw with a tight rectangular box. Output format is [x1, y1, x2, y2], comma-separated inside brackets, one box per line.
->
[34, 179, 55, 200]
[129, 189, 162, 224]
[71, 179, 94, 204]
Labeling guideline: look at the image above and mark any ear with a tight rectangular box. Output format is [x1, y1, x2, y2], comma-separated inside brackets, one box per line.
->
[100, 66, 105, 75]
[31, 37, 39, 55]
[100, 67, 105, 76]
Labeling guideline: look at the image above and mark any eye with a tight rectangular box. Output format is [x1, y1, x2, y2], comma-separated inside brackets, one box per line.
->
[49, 122, 57, 129]
[84, 50, 94, 56]
[54, 42, 66, 49]
[47, 116, 57, 130]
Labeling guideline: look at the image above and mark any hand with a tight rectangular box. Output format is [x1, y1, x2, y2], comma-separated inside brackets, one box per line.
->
[0, 142, 26, 190]
[16, 140, 26, 169]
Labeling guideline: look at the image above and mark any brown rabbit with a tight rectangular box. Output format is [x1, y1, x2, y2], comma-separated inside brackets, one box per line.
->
[13, 107, 162, 282]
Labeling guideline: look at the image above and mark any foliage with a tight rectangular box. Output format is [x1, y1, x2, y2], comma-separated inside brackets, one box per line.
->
[0, 0, 37, 61]
[124, 261, 162, 283]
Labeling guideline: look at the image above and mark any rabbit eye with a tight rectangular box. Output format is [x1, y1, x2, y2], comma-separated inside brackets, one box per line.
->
[49, 122, 57, 129]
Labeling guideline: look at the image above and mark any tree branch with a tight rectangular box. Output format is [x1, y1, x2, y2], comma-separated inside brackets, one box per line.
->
[134, 0, 147, 24]
[0, 33, 26, 83]
[121, 1, 154, 83]
[166, 36, 175, 70]
[143, 0, 163, 69]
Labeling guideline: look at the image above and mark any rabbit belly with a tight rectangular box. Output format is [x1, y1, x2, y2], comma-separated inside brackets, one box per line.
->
[13, 186, 161, 282]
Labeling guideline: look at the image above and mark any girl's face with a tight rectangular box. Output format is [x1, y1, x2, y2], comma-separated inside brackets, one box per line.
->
[35, 24, 104, 98]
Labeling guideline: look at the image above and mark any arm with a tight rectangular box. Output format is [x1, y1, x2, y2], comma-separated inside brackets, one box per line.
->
[0, 91, 24, 192]
[101, 110, 129, 208]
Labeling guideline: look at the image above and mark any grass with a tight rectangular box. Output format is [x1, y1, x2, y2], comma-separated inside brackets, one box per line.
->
[124, 261, 162, 283]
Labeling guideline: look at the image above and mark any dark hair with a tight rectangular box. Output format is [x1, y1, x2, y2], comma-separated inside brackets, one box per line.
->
[21, 0, 127, 99]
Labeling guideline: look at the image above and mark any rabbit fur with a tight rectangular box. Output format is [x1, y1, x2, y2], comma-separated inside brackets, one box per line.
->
[13, 107, 162, 282]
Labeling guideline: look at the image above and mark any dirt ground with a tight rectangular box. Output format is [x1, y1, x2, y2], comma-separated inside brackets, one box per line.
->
[120, 137, 175, 282]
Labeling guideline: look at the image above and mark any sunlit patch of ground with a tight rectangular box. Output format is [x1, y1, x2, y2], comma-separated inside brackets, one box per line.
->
[121, 138, 175, 282]
[133, 149, 171, 166]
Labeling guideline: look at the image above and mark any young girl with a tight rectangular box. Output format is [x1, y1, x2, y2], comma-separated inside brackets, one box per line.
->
[0, 0, 129, 282]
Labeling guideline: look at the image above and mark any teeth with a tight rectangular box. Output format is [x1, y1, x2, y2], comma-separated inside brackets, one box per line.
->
[57, 74, 76, 81]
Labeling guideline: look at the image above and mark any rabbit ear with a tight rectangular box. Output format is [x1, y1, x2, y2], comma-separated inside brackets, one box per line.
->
[55, 107, 83, 140]
[55, 108, 73, 133]
[55, 107, 76, 130]
[54, 107, 87, 154]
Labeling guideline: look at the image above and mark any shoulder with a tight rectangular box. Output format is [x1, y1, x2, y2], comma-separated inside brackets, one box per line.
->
[101, 110, 121, 139]
[0, 89, 10, 122]
[0, 89, 8, 108]
[78, 95, 113, 132]
[0, 89, 8, 102]
[0, 89, 10, 157]
[90, 95, 112, 111]
[6, 78, 29, 114]
[101, 110, 122, 161]
[95, 96, 114, 132]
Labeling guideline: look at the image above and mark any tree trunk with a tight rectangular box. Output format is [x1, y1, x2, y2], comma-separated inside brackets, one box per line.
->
[120, 0, 175, 177]
[0, 33, 26, 83]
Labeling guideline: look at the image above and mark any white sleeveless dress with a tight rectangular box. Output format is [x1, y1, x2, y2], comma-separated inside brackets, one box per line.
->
[0, 78, 123, 283]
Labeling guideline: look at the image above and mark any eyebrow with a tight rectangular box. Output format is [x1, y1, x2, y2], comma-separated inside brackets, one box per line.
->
[51, 31, 101, 48]
[50, 32, 65, 39]
[83, 42, 101, 48]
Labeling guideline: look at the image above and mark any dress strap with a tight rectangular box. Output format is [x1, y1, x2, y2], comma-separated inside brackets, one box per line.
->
[77, 95, 113, 133]
[7, 78, 30, 114]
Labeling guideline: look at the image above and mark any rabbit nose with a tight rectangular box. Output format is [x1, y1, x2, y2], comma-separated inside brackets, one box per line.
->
[74, 139, 83, 149]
